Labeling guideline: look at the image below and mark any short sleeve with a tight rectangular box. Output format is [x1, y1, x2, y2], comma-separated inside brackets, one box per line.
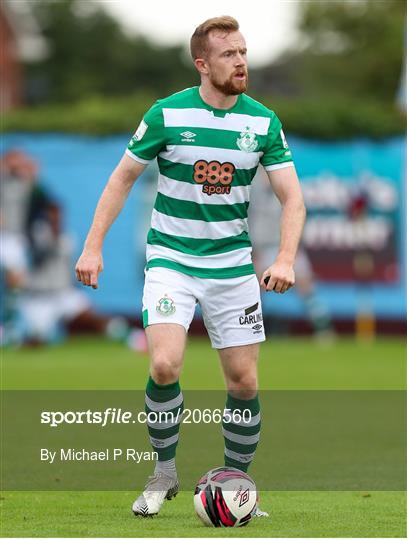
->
[126, 102, 166, 164]
[260, 114, 294, 172]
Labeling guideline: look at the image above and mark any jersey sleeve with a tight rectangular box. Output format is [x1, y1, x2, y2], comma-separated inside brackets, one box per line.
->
[260, 113, 294, 171]
[126, 102, 166, 164]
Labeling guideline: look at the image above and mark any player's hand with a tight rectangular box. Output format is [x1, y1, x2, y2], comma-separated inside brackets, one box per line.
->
[260, 261, 295, 293]
[75, 250, 104, 289]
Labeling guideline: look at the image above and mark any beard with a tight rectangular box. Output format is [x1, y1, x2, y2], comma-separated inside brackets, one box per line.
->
[210, 70, 248, 96]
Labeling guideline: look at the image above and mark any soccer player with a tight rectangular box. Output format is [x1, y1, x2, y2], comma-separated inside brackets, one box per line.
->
[75, 16, 306, 518]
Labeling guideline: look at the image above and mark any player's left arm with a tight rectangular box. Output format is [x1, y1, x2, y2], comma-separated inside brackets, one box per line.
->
[260, 166, 306, 293]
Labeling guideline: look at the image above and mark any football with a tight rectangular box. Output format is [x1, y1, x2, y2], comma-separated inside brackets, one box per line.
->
[193, 467, 257, 527]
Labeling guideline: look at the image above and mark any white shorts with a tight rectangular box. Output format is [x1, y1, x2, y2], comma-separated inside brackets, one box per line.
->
[142, 267, 266, 349]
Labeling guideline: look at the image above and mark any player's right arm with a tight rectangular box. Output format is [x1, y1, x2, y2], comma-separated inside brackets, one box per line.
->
[76, 101, 165, 289]
[75, 155, 145, 289]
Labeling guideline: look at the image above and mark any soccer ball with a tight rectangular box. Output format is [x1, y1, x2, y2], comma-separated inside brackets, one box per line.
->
[193, 467, 257, 527]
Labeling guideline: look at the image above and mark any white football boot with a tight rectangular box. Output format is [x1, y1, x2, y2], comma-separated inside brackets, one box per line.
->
[252, 492, 269, 518]
[253, 506, 270, 517]
[132, 472, 179, 517]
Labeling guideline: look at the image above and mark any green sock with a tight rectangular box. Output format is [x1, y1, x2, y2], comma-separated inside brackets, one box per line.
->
[145, 376, 184, 462]
[223, 393, 261, 472]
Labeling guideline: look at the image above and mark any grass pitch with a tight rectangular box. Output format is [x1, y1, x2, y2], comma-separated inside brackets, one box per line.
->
[2, 336, 405, 390]
[1, 336, 406, 537]
[2, 491, 405, 538]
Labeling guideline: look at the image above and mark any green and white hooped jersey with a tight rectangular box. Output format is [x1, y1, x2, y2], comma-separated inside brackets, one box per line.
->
[126, 86, 294, 279]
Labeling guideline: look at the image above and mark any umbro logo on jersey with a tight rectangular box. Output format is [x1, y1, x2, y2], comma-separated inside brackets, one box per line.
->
[180, 131, 196, 142]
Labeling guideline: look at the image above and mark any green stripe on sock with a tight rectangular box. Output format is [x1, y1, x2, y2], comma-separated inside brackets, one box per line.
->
[224, 438, 259, 455]
[222, 421, 261, 437]
[154, 442, 179, 461]
[145, 377, 183, 461]
[146, 376, 181, 402]
[226, 393, 260, 415]
[224, 455, 250, 473]
[224, 393, 260, 473]
[147, 423, 181, 439]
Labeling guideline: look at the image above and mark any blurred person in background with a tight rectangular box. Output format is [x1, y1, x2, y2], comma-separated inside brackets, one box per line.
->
[20, 199, 147, 348]
[0, 216, 28, 346]
[250, 168, 334, 341]
[0, 150, 44, 238]
[0, 150, 43, 346]
[0, 150, 146, 349]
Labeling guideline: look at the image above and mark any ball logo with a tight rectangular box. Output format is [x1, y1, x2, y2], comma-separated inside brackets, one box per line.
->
[193, 160, 235, 196]
[238, 488, 250, 507]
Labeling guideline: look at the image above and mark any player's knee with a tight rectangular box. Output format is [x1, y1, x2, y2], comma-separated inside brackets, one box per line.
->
[151, 357, 180, 385]
[227, 372, 258, 396]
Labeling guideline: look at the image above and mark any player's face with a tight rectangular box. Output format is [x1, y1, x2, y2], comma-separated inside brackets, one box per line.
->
[205, 31, 248, 95]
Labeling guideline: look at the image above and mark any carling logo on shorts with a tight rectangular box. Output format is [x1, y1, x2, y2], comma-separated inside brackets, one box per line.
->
[239, 303, 262, 326]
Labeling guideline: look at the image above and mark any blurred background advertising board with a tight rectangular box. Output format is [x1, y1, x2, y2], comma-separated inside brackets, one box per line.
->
[297, 137, 403, 283]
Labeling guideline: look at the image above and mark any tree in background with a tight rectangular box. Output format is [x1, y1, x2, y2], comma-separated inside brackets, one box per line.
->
[26, 0, 195, 104]
[25, 0, 405, 105]
[254, 0, 405, 103]
[5, 0, 404, 137]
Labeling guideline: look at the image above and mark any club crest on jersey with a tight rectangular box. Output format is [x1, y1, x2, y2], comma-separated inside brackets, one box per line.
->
[156, 294, 176, 316]
[237, 126, 258, 152]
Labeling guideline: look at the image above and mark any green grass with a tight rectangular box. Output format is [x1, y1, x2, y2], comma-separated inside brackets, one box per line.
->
[2, 337, 406, 390]
[1, 491, 406, 538]
[1, 336, 406, 537]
